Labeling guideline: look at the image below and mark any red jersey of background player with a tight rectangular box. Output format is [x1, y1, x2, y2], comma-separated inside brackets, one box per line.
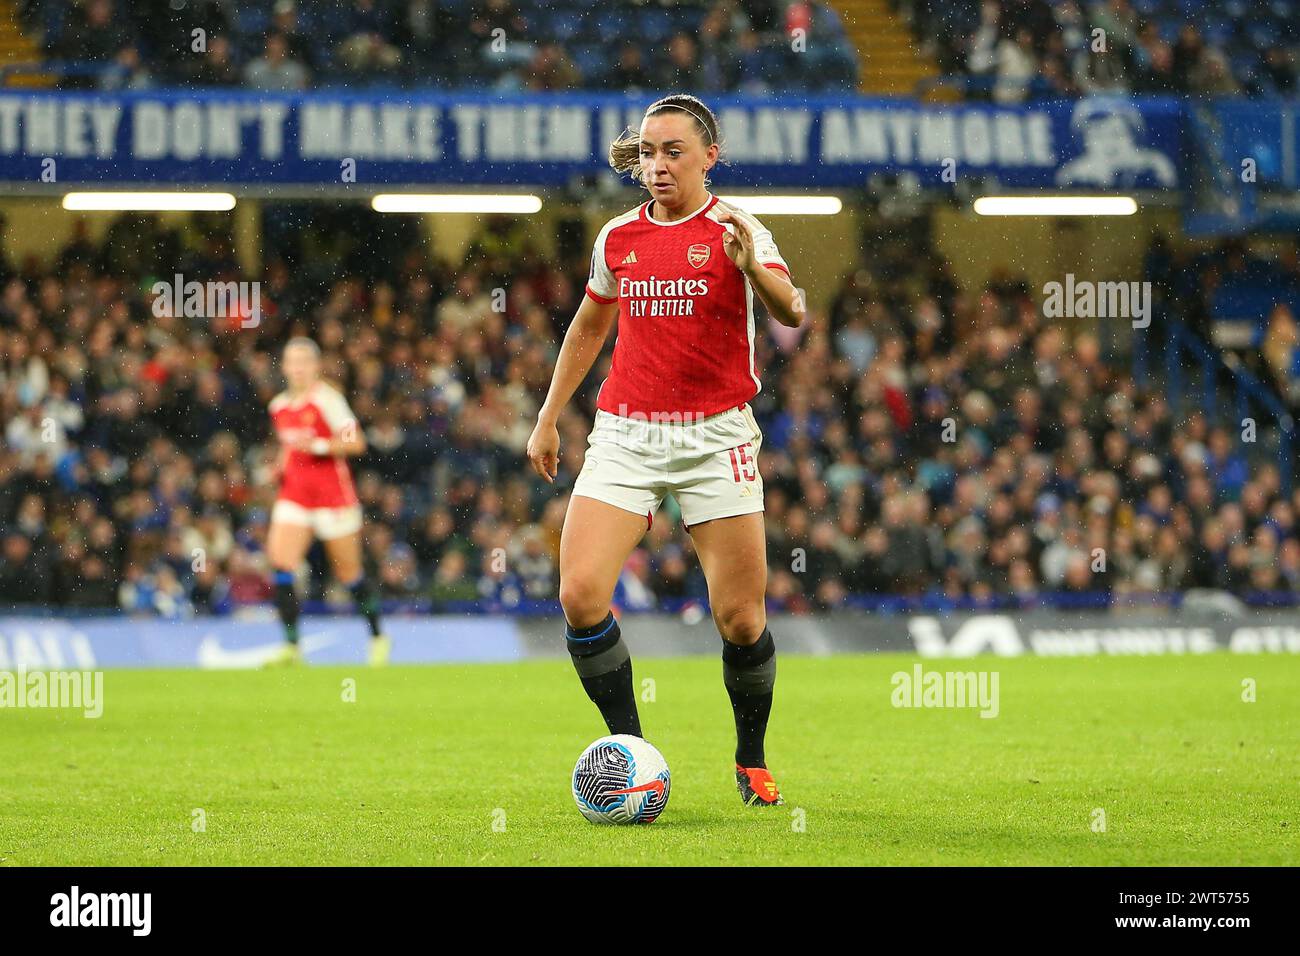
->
[584, 194, 790, 419]
[269, 381, 360, 509]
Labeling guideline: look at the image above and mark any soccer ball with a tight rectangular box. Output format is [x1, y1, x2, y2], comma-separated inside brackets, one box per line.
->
[571, 734, 671, 824]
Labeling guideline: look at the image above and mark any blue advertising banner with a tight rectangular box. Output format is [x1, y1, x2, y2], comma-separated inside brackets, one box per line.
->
[1209, 98, 1298, 189]
[2, 610, 1298, 671]
[0, 615, 525, 669]
[0, 90, 1187, 190]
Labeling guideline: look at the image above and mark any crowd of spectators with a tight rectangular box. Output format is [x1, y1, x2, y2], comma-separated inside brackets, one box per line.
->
[16, 0, 859, 94]
[16, 0, 1300, 100]
[0, 202, 1296, 616]
[909, 0, 1298, 101]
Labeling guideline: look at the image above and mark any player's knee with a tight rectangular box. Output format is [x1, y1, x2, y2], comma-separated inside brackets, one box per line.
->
[558, 577, 611, 629]
[266, 540, 298, 572]
[713, 602, 766, 645]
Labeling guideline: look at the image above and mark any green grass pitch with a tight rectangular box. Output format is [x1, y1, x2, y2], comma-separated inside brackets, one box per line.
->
[2, 653, 1298, 866]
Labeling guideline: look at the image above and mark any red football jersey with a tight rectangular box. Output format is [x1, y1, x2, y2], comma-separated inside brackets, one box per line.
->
[269, 381, 360, 508]
[585, 194, 791, 418]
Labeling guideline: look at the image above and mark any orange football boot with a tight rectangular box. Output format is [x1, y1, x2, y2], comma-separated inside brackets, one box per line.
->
[735, 764, 784, 807]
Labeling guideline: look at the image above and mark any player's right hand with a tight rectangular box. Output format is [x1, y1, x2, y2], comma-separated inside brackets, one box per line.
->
[526, 418, 561, 484]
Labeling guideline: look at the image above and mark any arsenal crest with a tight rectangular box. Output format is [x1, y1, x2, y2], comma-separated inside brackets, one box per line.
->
[687, 243, 711, 268]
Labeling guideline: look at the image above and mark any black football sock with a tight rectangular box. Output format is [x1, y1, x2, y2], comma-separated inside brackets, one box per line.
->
[566, 611, 642, 737]
[345, 575, 384, 637]
[272, 569, 300, 645]
[722, 627, 776, 768]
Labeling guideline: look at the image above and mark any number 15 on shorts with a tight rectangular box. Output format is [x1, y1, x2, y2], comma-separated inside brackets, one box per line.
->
[727, 443, 757, 482]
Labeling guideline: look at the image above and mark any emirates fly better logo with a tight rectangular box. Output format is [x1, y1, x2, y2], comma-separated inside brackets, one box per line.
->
[618, 276, 708, 318]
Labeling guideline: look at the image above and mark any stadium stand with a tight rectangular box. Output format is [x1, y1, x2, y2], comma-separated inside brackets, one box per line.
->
[2, 205, 1299, 617]
[908, 0, 1298, 99]
[14, 0, 1296, 98]
[9, 0, 861, 93]
[1, 2, 1297, 619]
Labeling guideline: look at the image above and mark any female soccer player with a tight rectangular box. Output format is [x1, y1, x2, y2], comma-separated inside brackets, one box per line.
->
[526, 94, 805, 807]
[266, 338, 390, 666]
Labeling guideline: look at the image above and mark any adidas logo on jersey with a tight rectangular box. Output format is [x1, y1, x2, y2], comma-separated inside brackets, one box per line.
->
[622, 250, 638, 265]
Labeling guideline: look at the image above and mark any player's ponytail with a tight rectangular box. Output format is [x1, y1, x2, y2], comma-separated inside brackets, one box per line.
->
[609, 94, 726, 189]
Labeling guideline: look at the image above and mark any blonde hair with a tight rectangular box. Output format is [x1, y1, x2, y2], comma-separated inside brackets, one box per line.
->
[608, 94, 725, 189]
[284, 337, 321, 358]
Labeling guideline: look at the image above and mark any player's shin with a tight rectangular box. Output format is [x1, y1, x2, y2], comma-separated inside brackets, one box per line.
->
[344, 575, 384, 636]
[272, 569, 301, 645]
[344, 575, 390, 665]
[722, 627, 776, 768]
[565, 611, 642, 737]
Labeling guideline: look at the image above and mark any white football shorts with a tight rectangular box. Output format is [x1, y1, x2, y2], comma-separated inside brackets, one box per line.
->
[571, 403, 764, 530]
[270, 500, 364, 540]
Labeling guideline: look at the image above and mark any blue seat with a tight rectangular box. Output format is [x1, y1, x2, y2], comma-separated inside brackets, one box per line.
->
[545, 9, 585, 42]
[1230, 50, 1260, 77]
[595, 12, 630, 44]
[638, 9, 676, 44]
[1247, 22, 1281, 49]
[571, 43, 609, 81]
[1204, 21, 1235, 45]
[676, 8, 707, 33]
[236, 9, 270, 35]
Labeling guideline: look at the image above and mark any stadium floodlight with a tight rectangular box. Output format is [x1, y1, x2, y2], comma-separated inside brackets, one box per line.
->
[972, 196, 1138, 216]
[61, 192, 237, 211]
[717, 195, 842, 215]
[371, 194, 543, 214]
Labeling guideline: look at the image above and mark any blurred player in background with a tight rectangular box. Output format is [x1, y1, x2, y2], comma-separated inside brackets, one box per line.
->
[267, 338, 390, 666]
[527, 94, 806, 807]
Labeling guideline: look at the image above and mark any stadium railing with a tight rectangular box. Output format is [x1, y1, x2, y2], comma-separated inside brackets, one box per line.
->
[1134, 314, 1297, 493]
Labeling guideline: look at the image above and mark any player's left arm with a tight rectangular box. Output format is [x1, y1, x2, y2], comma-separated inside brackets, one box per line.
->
[310, 428, 366, 457]
[305, 385, 367, 457]
[286, 429, 365, 457]
[746, 256, 804, 329]
[716, 204, 806, 328]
